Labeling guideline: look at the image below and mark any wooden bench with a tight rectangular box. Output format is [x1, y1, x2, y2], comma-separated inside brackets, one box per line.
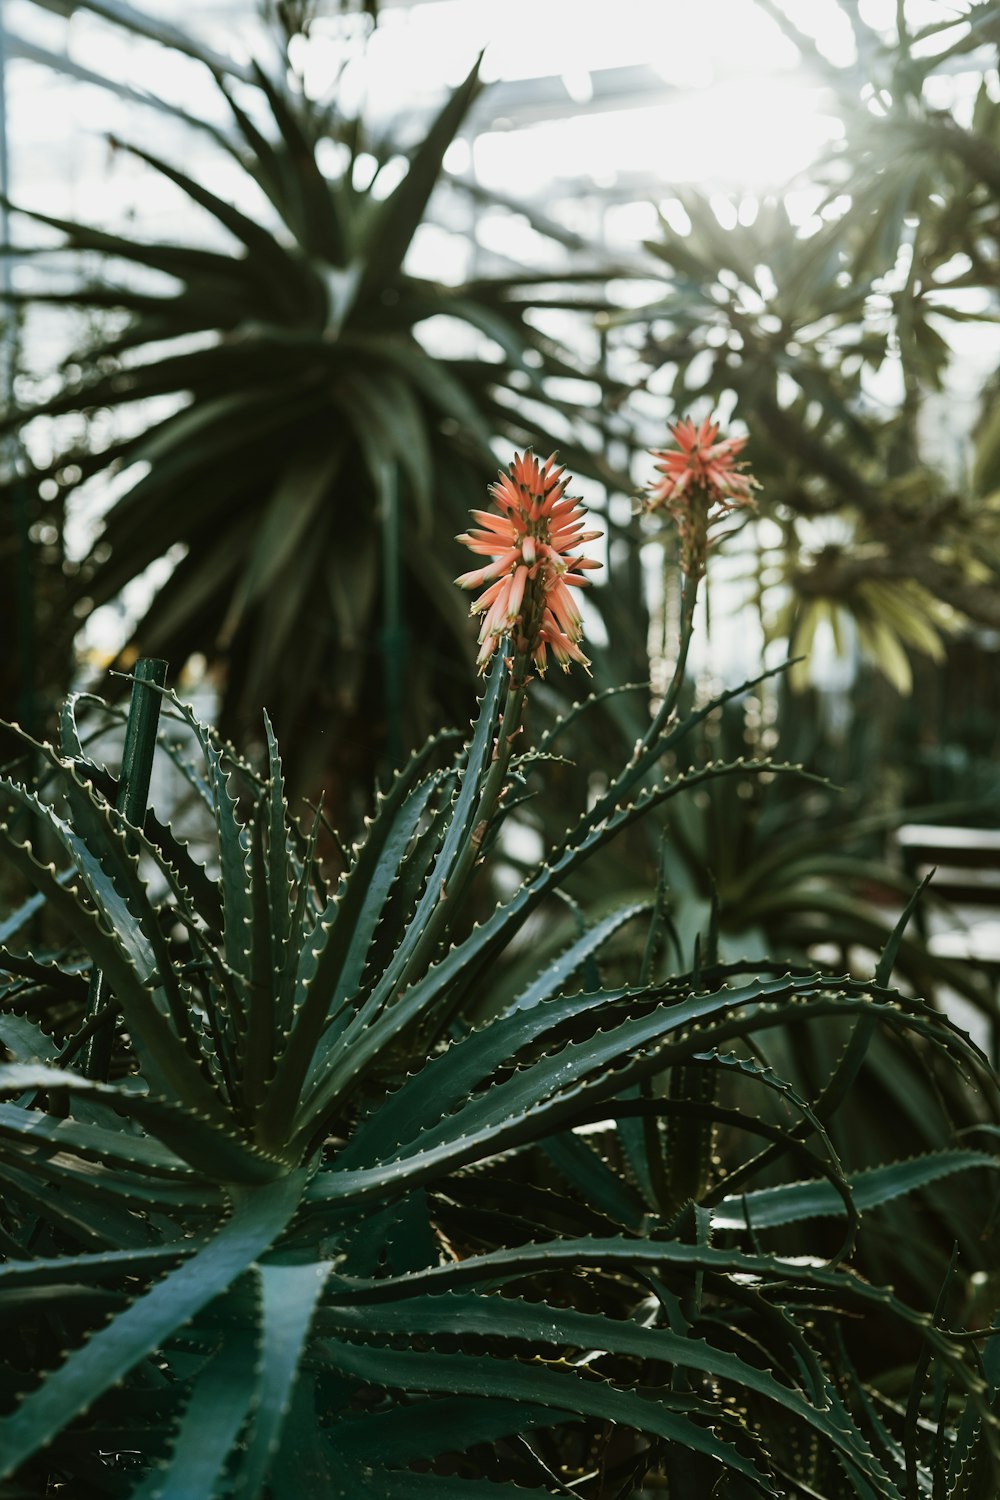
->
[895, 824, 1000, 1061]
[896, 825, 1000, 912]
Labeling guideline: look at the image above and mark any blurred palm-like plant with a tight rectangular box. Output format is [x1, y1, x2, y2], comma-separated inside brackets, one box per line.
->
[0, 446, 998, 1497]
[0, 2, 624, 803]
[613, 0, 1000, 693]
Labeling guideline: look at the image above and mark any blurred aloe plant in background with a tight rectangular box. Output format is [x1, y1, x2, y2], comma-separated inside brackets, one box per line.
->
[0, 1, 625, 807]
[0, 442, 997, 1497]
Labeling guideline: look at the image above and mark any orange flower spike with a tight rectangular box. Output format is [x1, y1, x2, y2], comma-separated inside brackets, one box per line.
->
[648, 416, 756, 513]
[645, 415, 758, 579]
[456, 448, 602, 676]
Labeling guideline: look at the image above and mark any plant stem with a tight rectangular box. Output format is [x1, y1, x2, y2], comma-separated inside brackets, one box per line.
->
[452, 667, 527, 879]
[579, 571, 702, 840]
[640, 571, 699, 758]
[398, 656, 528, 1001]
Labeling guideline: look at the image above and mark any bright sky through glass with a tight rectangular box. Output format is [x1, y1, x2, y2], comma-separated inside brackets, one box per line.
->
[339, 0, 853, 193]
[6, 0, 971, 222]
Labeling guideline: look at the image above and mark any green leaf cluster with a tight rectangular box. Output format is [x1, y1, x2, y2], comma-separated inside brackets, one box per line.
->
[0, 643, 996, 1497]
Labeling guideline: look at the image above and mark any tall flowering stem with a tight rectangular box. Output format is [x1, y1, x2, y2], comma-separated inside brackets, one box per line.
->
[401, 453, 602, 1015]
[389, 649, 526, 1015]
[454, 448, 600, 874]
[641, 416, 758, 746]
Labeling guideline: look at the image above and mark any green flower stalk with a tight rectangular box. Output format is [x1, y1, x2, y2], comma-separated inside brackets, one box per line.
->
[403, 451, 603, 991]
[640, 415, 759, 743]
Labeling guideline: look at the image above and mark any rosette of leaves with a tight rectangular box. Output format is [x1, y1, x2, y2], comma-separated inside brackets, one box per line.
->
[502, 675, 1000, 1318]
[0, 650, 997, 1497]
[0, 8, 623, 798]
[651, 705, 1000, 1306]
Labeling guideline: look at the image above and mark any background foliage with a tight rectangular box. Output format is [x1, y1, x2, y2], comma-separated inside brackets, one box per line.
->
[1, 8, 623, 803]
[3, 0, 999, 829]
[617, 1, 1000, 701]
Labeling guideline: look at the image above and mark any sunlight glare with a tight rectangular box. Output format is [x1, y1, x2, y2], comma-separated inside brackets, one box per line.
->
[472, 73, 841, 199]
[434, 0, 845, 195]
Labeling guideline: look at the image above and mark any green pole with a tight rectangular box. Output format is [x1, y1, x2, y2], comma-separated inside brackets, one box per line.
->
[81, 658, 168, 1080]
[0, 10, 35, 737]
[380, 462, 405, 770]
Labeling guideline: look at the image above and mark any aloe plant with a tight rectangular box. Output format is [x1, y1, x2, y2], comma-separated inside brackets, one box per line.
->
[0, 445, 996, 1496]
